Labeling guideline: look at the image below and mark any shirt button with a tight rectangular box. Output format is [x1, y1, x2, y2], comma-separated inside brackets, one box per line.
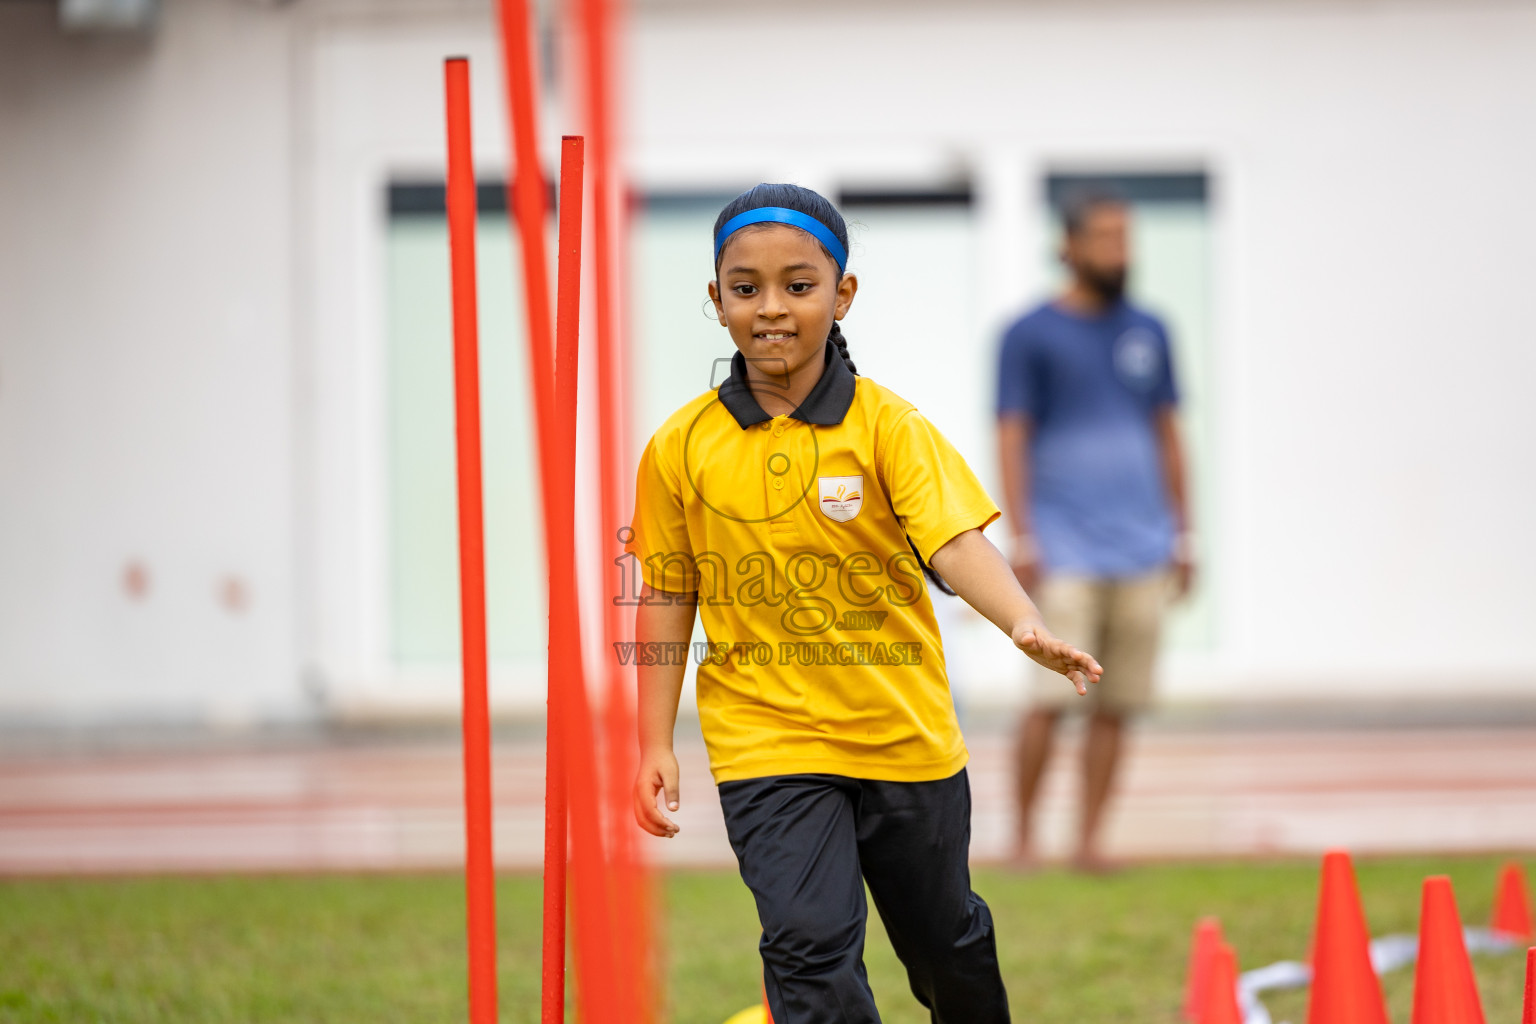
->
[758, 423, 772, 431]
[773, 478, 784, 490]
[773, 426, 784, 437]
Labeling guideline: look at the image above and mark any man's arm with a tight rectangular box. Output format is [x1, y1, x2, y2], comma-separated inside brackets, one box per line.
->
[1154, 406, 1195, 598]
[996, 412, 1040, 594]
[633, 584, 698, 837]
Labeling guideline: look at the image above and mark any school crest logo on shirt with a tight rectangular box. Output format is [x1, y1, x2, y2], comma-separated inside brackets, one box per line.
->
[818, 476, 863, 523]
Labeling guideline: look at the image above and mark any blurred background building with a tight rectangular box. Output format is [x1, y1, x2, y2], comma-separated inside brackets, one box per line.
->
[3, 0, 1534, 735]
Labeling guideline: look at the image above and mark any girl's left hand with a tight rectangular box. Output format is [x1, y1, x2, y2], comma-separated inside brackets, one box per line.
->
[1013, 622, 1103, 696]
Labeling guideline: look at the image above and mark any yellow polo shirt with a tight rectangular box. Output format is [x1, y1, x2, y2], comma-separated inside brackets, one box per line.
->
[627, 341, 1000, 784]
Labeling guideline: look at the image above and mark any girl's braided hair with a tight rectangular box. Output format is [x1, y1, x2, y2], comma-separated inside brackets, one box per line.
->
[712, 183, 955, 597]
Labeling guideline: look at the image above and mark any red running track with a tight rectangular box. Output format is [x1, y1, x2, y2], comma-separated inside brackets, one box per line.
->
[3, 724, 1535, 875]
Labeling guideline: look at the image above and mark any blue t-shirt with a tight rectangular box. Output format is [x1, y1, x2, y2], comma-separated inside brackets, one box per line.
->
[995, 300, 1179, 577]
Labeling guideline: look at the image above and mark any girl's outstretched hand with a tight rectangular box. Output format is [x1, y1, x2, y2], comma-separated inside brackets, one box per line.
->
[633, 748, 681, 838]
[1013, 621, 1103, 696]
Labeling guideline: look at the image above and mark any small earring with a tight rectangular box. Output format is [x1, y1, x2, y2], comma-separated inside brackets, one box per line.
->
[701, 298, 719, 320]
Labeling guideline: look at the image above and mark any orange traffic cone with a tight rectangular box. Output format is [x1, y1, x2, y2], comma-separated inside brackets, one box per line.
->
[1412, 875, 1486, 1024]
[1184, 917, 1224, 1022]
[1199, 942, 1244, 1024]
[1493, 863, 1533, 939]
[1522, 946, 1534, 1024]
[1306, 850, 1390, 1024]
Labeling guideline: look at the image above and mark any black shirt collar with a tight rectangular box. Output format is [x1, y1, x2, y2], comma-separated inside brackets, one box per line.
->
[717, 339, 858, 429]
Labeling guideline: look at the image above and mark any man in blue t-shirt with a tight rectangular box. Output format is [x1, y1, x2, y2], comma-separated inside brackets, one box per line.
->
[995, 190, 1194, 873]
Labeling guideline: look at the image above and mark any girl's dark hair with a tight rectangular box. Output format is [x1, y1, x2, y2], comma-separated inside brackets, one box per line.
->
[713, 183, 956, 598]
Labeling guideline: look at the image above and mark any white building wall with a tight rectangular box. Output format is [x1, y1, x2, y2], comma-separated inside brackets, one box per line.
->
[0, 0, 303, 725]
[1, 0, 1533, 725]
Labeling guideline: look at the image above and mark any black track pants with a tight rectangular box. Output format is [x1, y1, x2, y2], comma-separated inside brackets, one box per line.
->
[717, 769, 1011, 1024]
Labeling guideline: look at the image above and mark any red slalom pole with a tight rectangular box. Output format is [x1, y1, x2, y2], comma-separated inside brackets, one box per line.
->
[565, 0, 649, 1016]
[495, 0, 558, 442]
[550, 133, 622, 1023]
[443, 56, 498, 1024]
[492, 3, 566, 1019]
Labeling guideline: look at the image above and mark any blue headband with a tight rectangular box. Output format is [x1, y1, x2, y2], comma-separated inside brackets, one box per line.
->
[713, 207, 849, 272]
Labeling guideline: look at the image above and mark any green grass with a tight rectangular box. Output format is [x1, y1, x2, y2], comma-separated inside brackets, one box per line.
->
[0, 856, 1527, 1022]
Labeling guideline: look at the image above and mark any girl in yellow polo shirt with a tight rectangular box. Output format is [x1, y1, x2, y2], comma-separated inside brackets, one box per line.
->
[627, 183, 1101, 1024]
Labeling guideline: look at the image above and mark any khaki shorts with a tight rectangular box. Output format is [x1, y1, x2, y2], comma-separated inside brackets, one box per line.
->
[1029, 569, 1169, 715]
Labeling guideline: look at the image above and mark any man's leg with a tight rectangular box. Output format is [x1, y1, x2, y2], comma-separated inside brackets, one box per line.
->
[858, 770, 1011, 1024]
[1075, 709, 1124, 872]
[1072, 569, 1165, 872]
[1011, 706, 1059, 865]
[1017, 574, 1100, 866]
[718, 774, 880, 1024]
